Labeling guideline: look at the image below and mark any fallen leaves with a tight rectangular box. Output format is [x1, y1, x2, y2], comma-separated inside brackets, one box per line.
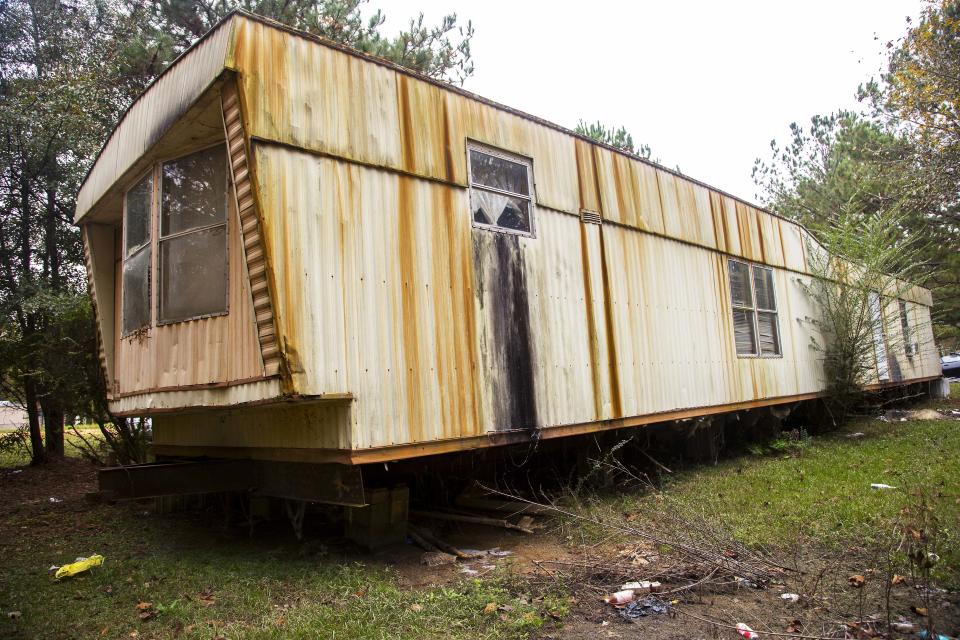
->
[847, 574, 865, 588]
[198, 588, 216, 607]
[135, 602, 155, 621]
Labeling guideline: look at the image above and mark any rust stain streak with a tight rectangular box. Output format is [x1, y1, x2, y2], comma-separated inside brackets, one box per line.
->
[396, 74, 416, 173]
[579, 224, 602, 419]
[397, 176, 424, 442]
[597, 226, 623, 418]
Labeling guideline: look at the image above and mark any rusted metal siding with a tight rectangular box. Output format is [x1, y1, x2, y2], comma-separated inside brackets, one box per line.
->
[75, 23, 233, 223]
[153, 401, 351, 450]
[221, 81, 283, 377]
[110, 379, 282, 416]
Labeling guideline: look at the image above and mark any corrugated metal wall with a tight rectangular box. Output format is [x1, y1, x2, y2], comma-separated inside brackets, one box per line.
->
[78, 14, 941, 453]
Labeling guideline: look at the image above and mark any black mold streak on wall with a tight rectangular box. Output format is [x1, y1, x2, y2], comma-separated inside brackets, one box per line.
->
[473, 231, 538, 433]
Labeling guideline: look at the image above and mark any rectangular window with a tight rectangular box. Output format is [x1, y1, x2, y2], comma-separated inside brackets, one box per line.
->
[158, 144, 229, 324]
[467, 143, 535, 236]
[122, 172, 153, 335]
[899, 300, 914, 357]
[728, 259, 781, 357]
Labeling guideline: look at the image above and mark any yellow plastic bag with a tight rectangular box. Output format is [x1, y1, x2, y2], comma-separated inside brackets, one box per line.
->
[54, 554, 104, 580]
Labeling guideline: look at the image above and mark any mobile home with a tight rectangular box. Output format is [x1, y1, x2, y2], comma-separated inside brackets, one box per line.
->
[77, 12, 942, 504]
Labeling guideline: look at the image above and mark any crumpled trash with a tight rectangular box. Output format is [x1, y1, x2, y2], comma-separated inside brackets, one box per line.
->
[621, 580, 661, 593]
[917, 631, 955, 640]
[603, 589, 636, 606]
[737, 622, 759, 639]
[53, 554, 104, 580]
[620, 595, 668, 619]
[48, 497, 62, 503]
[780, 593, 800, 602]
[870, 483, 896, 490]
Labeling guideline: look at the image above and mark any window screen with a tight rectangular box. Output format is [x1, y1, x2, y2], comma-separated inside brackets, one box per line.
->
[899, 300, 914, 357]
[728, 259, 781, 357]
[468, 145, 535, 235]
[122, 172, 153, 335]
[158, 145, 228, 323]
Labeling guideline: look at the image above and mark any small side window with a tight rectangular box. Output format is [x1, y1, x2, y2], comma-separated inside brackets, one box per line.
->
[727, 259, 781, 357]
[467, 143, 535, 236]
[899, 300, 914, 357]
[122, 172, 153, 335]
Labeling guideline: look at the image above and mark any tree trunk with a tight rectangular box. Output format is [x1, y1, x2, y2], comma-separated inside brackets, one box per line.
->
[42, 401, 65, 458]
[25, 380, 45, 465]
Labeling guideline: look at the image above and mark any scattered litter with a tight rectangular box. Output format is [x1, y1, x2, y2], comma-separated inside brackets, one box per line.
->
[911, 605, 929, 617]
[620, 580, 661, 593]
[870, 483, 896, 490]
[460, 568, 479, 576]
[883, 408, 950, 422]
[11, 469, 22, 474]
[7, 611, 21, 620]
[892, 622, 915, 633]
[409, 603, 422, 613]
[780, 593, 800, 602]
[53, 554, 104, 580]
[487, 548, 513, 557]
[917, 631, 955, 640]
[48, 497, 62, 503]
[603, 589, 636, 606]
[736, 622, 759, 639]
[846, 432, 865, 438]
[620, 595, 668, 619]
[420, 551, 456, 567]
[927, 552, 940, 564]
[735, 576, 759, 589]
[848, 574, 866, 588]
[482, 602, 497, 615]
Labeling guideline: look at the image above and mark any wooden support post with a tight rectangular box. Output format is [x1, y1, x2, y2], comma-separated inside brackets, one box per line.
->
[345, 485, 409, 550]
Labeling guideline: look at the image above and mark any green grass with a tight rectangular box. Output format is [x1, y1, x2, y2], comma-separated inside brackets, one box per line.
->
[574, 398, 960, 586]
[0, 426, 103, 467]
[0, 505, 550, 639]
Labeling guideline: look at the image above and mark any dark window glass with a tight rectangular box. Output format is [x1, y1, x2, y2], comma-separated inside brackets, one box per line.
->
[122, 248, 150, 334]
[159, 226, 228, 323]
[159, 145, 229, 323]
[728, 261, 752, 308]
[125, 173, 152, 254]
[470, 189, 531, 234]
[161, 145, 227, 236]
[753, 266, 776, 311]
[757, 311, 780, 356]
[469, 150, 529, 195]
[733, 309, 757, 356]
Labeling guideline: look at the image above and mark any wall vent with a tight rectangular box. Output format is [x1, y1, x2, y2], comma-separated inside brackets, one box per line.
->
[580, 209, 602, 225]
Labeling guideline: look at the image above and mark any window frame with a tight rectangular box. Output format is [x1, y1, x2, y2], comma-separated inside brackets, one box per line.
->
[727, 258, 782, 359]
[120, 167, 155, 337]
[899, 299, 914, 358]
[119, 143, 231, 338]
[466, 141, 537, 238]
[156, 142, 231, 326]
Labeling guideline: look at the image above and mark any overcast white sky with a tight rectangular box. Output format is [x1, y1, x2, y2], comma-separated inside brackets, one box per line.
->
[376, 1, 918, 204]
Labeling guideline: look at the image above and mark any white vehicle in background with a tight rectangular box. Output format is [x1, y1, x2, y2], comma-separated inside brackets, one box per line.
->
[941, 352, 960, 379]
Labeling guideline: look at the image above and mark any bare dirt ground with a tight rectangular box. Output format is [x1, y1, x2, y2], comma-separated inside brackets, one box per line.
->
[3, 457, 957, 640]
